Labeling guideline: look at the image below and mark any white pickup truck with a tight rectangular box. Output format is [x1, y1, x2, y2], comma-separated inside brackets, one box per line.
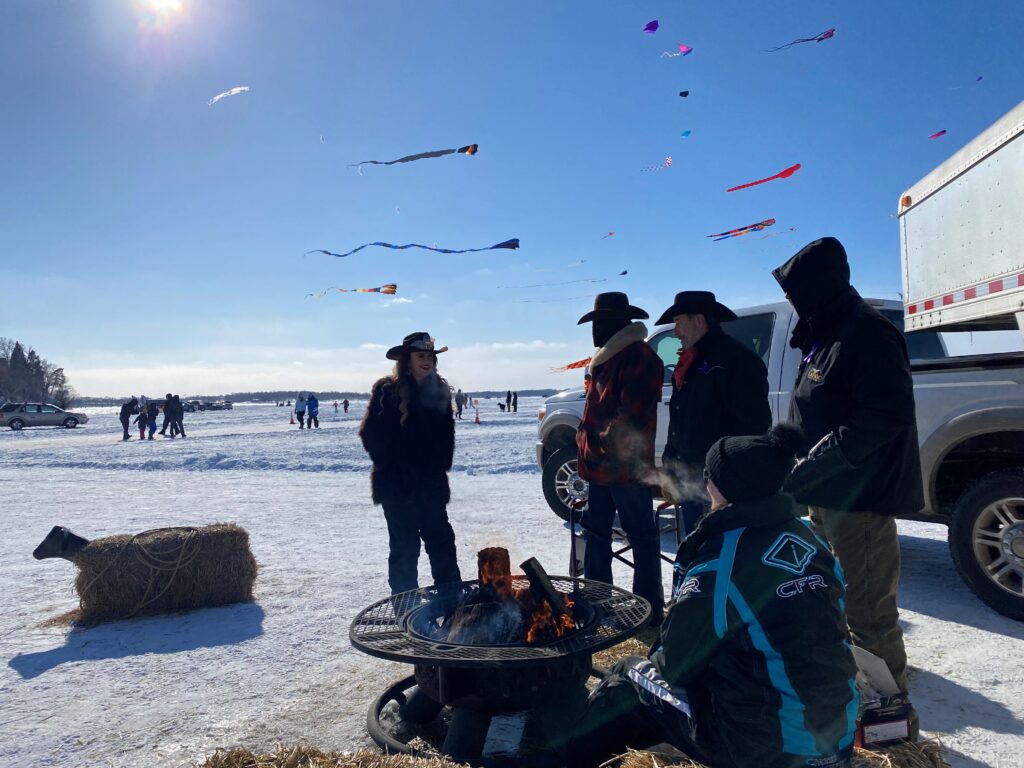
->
[536, 299, 1024, 621]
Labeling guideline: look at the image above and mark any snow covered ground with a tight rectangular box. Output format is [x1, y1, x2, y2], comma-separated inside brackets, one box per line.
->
[1, 398, 1021, 768]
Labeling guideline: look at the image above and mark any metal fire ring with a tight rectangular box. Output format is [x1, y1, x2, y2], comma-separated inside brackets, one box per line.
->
[349, 577, 651, 669]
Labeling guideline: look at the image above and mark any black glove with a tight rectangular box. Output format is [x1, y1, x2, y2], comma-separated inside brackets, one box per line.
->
[784, 431, 854, 500]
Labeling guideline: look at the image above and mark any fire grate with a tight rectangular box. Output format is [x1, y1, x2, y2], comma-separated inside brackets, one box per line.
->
[350, 577, 650, 668]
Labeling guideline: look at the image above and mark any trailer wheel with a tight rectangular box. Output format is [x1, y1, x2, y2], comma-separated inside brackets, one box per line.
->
[542, 446, 587, 522]
[949, 468, 1024, 622]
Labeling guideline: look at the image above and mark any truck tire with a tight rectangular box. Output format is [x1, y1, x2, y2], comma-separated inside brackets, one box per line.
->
[948, 468, 1024, 622]
[542, 445, 588, 522]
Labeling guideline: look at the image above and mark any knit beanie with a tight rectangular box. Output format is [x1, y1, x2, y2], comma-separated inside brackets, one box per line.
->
[704, 423, 804, 503]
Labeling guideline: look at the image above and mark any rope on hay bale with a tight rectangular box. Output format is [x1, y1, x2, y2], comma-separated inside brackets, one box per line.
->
[72, 523, 257, 624]
[200, 745, 470, 768]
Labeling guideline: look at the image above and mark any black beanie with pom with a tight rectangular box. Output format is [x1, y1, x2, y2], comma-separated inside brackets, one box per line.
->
[705, 423, 804, 503]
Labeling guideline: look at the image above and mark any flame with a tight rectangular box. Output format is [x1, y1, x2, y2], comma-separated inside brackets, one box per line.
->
[525, 594, 576, 644]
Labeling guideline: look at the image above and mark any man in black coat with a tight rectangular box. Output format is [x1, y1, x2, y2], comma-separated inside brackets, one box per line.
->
[118, 397, 138, 441]
[774, 237, 923, 699]
[656, 291, 772, 534]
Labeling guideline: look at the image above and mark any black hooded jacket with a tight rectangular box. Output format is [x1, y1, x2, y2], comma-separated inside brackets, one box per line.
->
[773, 238, 923, 515]
[663, 325, 771, 472]
[359, 374, 455, 505]
[649, 493, 858, 768]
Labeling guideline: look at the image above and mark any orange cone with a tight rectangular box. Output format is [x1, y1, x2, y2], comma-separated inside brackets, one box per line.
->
[289, 413, 295, 425]
[473, 399, 480, 424]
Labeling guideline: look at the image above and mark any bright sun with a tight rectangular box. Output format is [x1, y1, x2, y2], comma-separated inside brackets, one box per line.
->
[145, 0, 183, 11]
[135, 0, 185, 31]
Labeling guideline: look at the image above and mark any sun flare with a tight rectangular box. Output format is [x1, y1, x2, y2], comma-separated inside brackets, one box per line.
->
[135, 0, 185, 31]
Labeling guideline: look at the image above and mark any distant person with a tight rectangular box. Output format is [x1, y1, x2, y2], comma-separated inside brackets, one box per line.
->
[295, 394, 307, 429]
[343, 398, 350, 414]
[333, 400, 339, 413]
[134, 408, 148, 440]
[506, 389, 512, 413]
[512, 391, 518, 413]
[119, 397, 138, 441]
[307, 393, 320, 429]
[159, 393, 174, 436]
[146, 400, 159, 440]
[359, 331, 461, 594]
[454, 388, 466, 419]
[172, 394, 186, 438]
[286, 400, 292, 407]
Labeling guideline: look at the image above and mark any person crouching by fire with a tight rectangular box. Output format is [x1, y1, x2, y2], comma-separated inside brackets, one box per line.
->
[562, 424, 858, 768]
[359, 332, 462, 595]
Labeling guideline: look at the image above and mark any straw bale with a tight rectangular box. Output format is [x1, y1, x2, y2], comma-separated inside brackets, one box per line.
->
[200, 745, 468, 768]
[72, 523, 257, 624]
[593, 637, 651, 671]
[616, 738, 950, 768]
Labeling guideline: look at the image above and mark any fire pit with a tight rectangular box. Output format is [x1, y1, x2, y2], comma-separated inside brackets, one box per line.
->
[350, 549, 651, 766]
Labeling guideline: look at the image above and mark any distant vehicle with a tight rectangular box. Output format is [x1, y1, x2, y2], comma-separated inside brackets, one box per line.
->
[199, 401, 233, 411]
[183, 400, 200, 413]
[0, 402, 90, 430]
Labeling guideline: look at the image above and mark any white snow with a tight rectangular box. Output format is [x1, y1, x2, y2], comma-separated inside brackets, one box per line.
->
[0, 398, 1021, 767]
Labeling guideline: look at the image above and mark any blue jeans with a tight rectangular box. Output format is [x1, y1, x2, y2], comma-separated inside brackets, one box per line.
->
[582, 483, 664, 622]
[382, 498, 462, 594]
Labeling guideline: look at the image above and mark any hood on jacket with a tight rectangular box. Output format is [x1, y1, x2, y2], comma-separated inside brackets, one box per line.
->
[589, 322, 648, 370]
[772, 237, 851, 319]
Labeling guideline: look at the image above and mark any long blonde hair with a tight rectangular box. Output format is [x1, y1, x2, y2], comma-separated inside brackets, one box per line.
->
[390, 350, 445, 426]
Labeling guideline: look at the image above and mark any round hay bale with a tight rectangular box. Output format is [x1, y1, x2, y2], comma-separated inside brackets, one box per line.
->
[200, 745, 469, 767]
[73, 523, 257, 624]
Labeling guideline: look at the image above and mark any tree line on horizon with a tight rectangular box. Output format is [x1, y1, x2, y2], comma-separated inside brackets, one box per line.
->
[76, 388, 563, 407]
[0, 337, 76, 407]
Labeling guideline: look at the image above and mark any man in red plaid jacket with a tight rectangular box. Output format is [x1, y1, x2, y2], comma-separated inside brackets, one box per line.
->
[576, 292, 666, 622]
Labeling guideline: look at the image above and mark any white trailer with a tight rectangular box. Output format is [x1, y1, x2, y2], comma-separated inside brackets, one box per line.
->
[899, 101, 1024, 332]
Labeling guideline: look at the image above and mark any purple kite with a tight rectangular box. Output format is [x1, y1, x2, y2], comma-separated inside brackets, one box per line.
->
[929, 130, 947, 140]
[644, 20, 659, 34]
[764, 28, 835, 52]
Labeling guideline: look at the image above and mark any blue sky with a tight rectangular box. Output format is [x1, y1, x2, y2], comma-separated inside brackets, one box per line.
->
[2, 0, 1022, 396]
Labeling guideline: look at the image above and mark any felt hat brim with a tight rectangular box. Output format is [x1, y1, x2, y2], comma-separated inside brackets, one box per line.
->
[386, 344, 448, 361]
[655, 300, 737, 326]
[576, 305, 649, 325]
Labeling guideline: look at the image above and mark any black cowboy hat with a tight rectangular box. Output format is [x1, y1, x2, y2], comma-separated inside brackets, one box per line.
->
[576, 292, 649, 325]
[386, 331, 449, 361]
[655, 291, 738, 326]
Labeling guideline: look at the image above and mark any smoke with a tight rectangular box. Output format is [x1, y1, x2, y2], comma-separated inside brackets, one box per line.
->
[596, 422, 709, 505]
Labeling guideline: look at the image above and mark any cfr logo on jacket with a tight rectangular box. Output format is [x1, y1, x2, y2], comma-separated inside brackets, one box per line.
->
[776, 575, 827, 598]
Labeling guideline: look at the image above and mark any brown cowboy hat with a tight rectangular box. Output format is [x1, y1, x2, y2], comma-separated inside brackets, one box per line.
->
[385, 331, 449, 361]
[655, 291, 738, 326]
[576, 292, 649, 325]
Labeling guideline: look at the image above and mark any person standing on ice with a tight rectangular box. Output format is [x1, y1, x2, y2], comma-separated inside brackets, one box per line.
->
[343, 398, 350, 413]
[134, 405, 148, 440]
[512, 391, 518, 413]
[118, 396, 137, 441]
[171, 394, 186, 438]
[359, 332, 461, 595]
[145, 399, 160, 440]
[575, 292, 665, 624]
[454, 388, 466, 419]
[505, 390, 512, 413]
[307, 393, 320, 429]
[333, 400, 339, 413]
[158, 393, 174, 436]
[562, 425, 858, 768]
[294, 393, 307, 429]
[774, 237, 922, 731]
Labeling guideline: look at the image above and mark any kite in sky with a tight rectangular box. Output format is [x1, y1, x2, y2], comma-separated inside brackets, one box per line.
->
[642, 156, 673, 172]
[763, 28, 835, 52]
[929, 130, 947, 140]
[350, 144, 477, 168]
[550, 356, 592, 373]
[600, 232, 615, 239]
[306, 284, 398, 299]
[207, 86, 249, 106]
[680, 130, 692, 138]
[707, 219, 777, 241]
[306, 238, 519, 259]
[644, 20, 659, 34]
[320, 135, 325, 144]
[726, 163, 801, 193]
[661, 44, 693, 58]
[679, 90, 690, 97]
[498, 271, 626, 290]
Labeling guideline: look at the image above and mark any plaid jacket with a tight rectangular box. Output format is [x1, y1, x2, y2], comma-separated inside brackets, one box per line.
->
[577, 326, 664, 486]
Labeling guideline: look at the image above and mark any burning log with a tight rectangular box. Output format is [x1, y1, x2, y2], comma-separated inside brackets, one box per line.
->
[520, 557, 568, 621]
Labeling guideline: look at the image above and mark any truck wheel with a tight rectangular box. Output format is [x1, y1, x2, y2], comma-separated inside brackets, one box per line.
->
[542, 446, 588, 522]
[949, 468, 1024, 622]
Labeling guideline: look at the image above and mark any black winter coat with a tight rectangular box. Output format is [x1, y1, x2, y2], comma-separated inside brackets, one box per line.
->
[663, 325, 771, 473]
[359, 375, 455, 505]
[651, 494, 858, 768]
[774, 240, 923, 514]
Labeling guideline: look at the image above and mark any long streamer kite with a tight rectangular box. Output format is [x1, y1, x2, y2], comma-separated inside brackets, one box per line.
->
[661, 44, 693, 58]
[306, 284, 398, 299]
[707, 219, 776, 241]
[929, 130, 947, 140]
[600, 232, 616, 239]
[307, 238, 519, 259]
[350, 144, 477, 167]
[550, 356, 592, 373]
[498, 270, 626, 289]
[207, 86, 249, 106]
[726, 163, 801, 193]
[642, 156, 673, 172]
[764, 28, 835, 52]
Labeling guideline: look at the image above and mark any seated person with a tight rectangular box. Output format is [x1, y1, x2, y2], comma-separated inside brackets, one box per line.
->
[563, 423, 859, 768]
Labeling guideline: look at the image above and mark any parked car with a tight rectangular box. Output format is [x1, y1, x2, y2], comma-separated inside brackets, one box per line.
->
[0, 402, 90, 430]
[536, 297, 1024, 621]
[199, 401, 233, 411]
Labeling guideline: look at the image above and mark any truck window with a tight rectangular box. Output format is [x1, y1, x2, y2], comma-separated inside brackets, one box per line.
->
[880, 310, 946, 360]
[722, 313, 776, 367]
[649, 331, 682, 385]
